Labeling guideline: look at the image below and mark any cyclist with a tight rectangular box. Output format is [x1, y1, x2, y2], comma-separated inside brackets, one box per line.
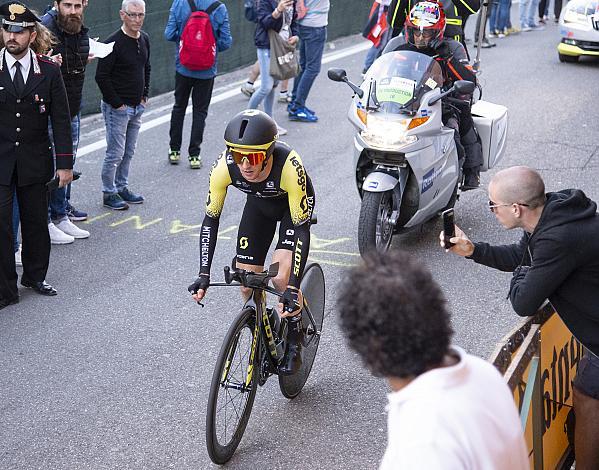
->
[188, 109, 315, 376]
[387, 1, 483, 189]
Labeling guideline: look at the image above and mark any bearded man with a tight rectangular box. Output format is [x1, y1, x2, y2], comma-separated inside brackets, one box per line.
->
[41, 0, 91, 243]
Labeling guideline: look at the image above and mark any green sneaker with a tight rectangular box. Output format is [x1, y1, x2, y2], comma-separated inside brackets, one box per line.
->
[189, 155, 202, 170]
[168, 149, 180, 165]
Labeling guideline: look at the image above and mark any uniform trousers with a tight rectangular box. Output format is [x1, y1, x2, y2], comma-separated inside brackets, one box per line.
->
[0, 171, 50, 301]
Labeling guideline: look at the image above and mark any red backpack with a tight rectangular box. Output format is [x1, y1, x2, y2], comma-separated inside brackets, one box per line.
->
[179, 0, 221, 71]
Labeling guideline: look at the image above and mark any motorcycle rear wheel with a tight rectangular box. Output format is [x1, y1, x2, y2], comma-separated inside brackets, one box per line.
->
[358, 190, 395, 255]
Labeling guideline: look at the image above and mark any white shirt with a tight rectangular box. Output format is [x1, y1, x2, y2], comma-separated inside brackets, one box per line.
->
[5, 49, 32, 85]
[380, 347, 529, 470]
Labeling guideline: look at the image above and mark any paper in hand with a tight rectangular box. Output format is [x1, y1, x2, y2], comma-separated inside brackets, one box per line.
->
[90, 39, 115, 59]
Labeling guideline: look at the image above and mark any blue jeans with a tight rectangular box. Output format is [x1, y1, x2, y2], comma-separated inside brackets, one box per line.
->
[526, 0, 541, 26]
[496, 0, 511, 31]
[248, 48, 278, 117]
[49, 113, 81, 222]
[363, 28, 390, 72]
[291, 24, 327, 108]
[101, 101, 144, 194]
[12, 192, 19, 252]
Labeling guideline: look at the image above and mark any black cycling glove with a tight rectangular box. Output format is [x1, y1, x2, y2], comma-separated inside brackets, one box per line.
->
[280, 287, 302, 314]
[188, 274, 210, 295]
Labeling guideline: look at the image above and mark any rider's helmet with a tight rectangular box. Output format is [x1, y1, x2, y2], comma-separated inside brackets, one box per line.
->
[405, 1, 446, 49]
[224, 110, 279, 168]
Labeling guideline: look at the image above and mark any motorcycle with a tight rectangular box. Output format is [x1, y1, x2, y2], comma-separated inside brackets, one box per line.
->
[328, 49, 508, 255]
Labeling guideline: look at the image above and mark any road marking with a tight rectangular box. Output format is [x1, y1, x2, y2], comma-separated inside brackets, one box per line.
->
[109, 216, 163, 230]
[82, 212, 112, 224]
[77, 41, 370, 158]
[170, 220, 203, 234]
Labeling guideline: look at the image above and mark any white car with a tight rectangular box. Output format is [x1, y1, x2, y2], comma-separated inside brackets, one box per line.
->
[557, 0, 599, 62]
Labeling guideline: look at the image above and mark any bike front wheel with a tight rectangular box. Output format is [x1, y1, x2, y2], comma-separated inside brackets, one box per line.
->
[279, 262, 326, 398]
[206, 308, 258, 464]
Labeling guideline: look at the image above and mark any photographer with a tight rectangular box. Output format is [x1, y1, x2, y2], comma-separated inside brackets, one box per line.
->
[442, 165, 599, 468]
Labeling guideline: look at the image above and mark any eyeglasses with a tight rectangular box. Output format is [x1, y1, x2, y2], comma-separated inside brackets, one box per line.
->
[123, 11, 145, 19]
[488, 200, 530, 213]
[230, 148, 267, 166]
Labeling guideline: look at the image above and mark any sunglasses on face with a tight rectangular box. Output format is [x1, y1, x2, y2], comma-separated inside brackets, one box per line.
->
[230, 148, 267, 166]
[488, 200, 530, 213]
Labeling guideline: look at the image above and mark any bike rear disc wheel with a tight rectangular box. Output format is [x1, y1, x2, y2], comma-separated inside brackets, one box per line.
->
[206, 308, 258, 464]
[279, 263, 326, 399]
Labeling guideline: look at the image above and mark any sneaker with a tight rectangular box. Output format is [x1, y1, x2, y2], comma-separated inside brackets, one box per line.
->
[278, 90, 290, 103]
[462, 168, 481, 191]
[289, 105, 318, 122]
[531, 24, 545, 30]
[507, 27, 520, 34]
[481, 38, 496, 48]
[522, 25, 532, 31]
[488, 32, 497, 38]
[276, 124, 288, 136]
[103, 193, 129, 211]
[54, 218, 90, 239]
[15, 244, 22, 267]
[118, 188, 144, 204]
[240, 82, 255, 97]
[66, 203, 87, 222]
[48, 221, 75, 244]
[539, 18, 546, 24]
[497, 32, 506, 38]
[188, 155, 202, 170]
[168, 149, 181, 165]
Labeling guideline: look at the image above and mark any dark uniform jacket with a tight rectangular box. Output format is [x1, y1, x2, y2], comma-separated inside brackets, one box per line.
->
[0, 49, 73, 186]
[470, 190, 599, 356]
[387, 0, 480, 43]
[41, 9, 90, 118]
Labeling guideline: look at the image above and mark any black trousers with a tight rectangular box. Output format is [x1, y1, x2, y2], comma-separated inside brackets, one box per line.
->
[443, 101, 484, 170]
[0, 178, 50, 301]
[168, 72, 215, 157]
[539, 0, 563, 19]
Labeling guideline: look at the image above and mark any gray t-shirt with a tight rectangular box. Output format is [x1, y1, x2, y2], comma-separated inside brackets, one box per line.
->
[299, 0, 330, 27]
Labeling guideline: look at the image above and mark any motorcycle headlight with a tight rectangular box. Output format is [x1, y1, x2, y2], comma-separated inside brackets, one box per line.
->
[361, 114, 418, 150]
[563, 8, 591, 27]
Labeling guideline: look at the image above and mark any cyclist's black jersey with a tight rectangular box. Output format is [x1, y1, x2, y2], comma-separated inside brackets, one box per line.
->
[198, 142, 314, 289]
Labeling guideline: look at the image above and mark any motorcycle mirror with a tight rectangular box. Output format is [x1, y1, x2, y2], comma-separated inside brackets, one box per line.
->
[327, 68, 347, 82]
[453, 80, 476, 95]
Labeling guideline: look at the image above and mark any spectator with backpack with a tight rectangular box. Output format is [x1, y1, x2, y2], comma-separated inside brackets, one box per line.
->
[165, 0, 232, 169]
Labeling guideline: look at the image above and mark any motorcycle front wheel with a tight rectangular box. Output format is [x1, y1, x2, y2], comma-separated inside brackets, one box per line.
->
[358, 190, 395, 255]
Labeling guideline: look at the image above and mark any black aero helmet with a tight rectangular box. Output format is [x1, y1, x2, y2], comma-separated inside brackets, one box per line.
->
[224, 109, 278, 152]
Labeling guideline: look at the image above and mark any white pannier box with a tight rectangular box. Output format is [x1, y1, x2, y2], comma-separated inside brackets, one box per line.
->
[472, 100, 508, 171]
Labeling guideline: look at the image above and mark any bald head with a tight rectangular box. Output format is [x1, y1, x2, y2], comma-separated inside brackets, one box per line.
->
[490, 166, 546, 208]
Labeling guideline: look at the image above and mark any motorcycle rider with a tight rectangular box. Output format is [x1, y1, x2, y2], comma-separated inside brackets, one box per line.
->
[388, 1, 483, 189]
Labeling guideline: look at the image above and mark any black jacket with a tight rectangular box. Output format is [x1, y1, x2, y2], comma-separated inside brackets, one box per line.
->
[41, 9, 90, 118]
[470, 190, 599, 355]
[0, 50, 73, 186]
[253, 0, 298, 49]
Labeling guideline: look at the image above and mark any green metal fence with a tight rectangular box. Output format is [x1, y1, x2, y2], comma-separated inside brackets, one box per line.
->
[27, 0, 369, 115]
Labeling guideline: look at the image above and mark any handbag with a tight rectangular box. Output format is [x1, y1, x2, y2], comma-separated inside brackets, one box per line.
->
[268, 30, 300, 81]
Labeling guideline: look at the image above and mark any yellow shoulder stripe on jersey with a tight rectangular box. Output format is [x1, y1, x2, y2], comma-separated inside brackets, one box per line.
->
[205, 152, 232, 218]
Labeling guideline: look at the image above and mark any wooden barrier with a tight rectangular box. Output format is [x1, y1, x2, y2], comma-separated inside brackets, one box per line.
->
[489, 302, 582, 470]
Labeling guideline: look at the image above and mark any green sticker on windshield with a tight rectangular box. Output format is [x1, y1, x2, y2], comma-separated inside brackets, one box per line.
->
[376, 77, 416, 105]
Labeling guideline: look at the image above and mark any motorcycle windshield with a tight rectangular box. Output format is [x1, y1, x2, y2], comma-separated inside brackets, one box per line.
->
[363, 51, 443, 113]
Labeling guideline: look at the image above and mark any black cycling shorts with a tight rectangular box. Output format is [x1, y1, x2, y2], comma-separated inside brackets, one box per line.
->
[236, 195, 298, 267]
[573, 350, 599, 399]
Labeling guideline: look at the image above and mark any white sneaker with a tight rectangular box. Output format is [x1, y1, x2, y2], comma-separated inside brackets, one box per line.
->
[48, 222, 75, 245]
[240, 82, 255, 97]
[54, 219, 90, 239]
[276, 124, 288, 136]
[15, 244, 22, 267]
[278, 91, 290, 103]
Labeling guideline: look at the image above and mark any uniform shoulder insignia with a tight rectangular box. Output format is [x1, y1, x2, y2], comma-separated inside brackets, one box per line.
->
[37, 54, 59, 66]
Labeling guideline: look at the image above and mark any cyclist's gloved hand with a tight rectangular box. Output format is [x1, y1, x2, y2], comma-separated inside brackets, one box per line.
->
[430, 38, 452, 59]
[279, 286, 301, 317]
[188, 274, 210, 303]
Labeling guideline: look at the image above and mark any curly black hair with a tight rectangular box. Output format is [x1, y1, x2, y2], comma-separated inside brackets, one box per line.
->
[337, 249, 453, 379]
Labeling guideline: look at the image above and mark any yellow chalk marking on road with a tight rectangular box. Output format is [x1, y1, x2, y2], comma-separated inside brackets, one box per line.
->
[170, 220, 202, 234]
[310, 249, 360, 257]
[311, 235, 352, 249]
[190, 225, 238, 239]
[308, 256, 359, 268]
[110, 216, 163, 230]
[82, 213, 112, 224]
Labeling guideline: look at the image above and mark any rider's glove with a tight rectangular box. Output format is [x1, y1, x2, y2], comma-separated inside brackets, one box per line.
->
[280, 287, 301, 314]
[430, 38, 452, 59]
[188, 274, 210, 295]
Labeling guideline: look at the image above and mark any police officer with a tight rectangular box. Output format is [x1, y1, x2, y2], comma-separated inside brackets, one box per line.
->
[387, 0, 479, 48]
[0, 1, 73, 308]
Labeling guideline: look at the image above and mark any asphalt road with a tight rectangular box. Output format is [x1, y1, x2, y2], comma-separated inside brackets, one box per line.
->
[1, 23, 599, 470]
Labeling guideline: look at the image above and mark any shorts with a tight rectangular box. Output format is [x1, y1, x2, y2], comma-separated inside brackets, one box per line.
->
[235, 196, 298, 267]
[573, 350, 599, 399]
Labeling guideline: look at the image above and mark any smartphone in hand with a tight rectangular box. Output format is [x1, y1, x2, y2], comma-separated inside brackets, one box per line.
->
[442, 208, 455, 248]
